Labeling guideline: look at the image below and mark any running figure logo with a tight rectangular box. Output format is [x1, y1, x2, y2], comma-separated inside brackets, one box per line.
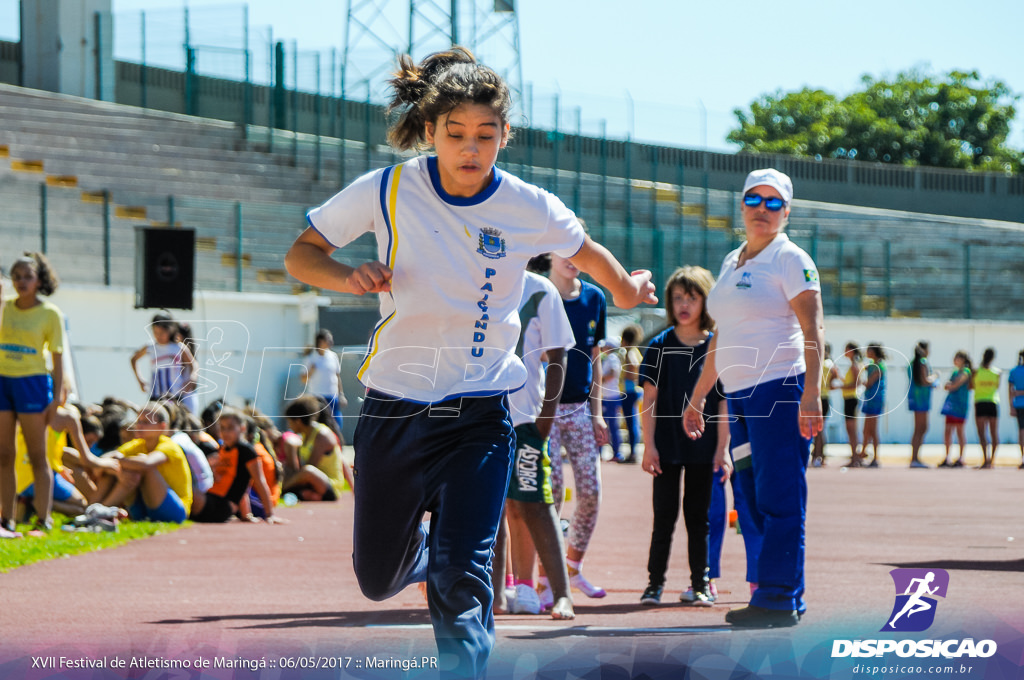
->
[883, 568, 949, 632]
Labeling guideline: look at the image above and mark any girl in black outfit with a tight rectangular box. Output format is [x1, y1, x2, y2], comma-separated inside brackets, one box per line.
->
[639, 266, 731, 606]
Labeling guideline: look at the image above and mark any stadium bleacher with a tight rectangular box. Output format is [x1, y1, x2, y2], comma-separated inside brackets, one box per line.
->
[2, 81, 1022, 321]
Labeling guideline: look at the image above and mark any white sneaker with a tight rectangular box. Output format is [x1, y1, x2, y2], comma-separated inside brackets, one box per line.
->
[679, 587, 714, 607]
[62, 518, 117, 533]
[509, 584, 541, 614]
[569, 571, 607, 598]
[0, 525, 21, 539]
[85, 503, 123, 521]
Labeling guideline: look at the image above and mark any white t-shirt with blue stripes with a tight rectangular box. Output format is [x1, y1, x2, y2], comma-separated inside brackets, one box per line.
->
[306, 155, 585, 403]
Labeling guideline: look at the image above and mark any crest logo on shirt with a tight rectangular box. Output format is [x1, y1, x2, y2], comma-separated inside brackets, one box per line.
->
[477, 227, 507, 260]
[804, 269, 819, 283]
[736, 272, 753, 289]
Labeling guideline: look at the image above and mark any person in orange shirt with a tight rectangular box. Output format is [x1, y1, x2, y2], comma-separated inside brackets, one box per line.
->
[242, 410, 283, 520]
[190, 407, 283, 524]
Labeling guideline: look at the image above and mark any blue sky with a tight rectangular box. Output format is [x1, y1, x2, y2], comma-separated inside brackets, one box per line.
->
[8, 0, 1024, 151]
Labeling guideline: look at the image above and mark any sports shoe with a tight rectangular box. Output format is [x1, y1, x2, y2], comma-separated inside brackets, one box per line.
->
[75, 508, 119, 525]
[62, 518, 117, 533]
[708, 580, 719, 600]
[509, 584, 542, 615]
[27, 517, 54, 538]
[725, 605, 799, 628]
[85, 503, 125, 521]
[536, 583, 554, 610]
[0, 524, 21, 539]
[679, 587, 714, 607]
[569, 571, 607, 598]
[910, 460, 930, 469]
[640, 584, 663, 605]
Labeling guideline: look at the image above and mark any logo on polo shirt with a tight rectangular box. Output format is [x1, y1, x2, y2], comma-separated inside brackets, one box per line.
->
[477, 227, 507, 259]
[804, 269, 819, 283]
[736, 272, 753, 289]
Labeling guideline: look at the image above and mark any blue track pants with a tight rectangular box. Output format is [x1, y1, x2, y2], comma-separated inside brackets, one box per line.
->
[352, 390, 514, 677]
[726, 374, 809, 613]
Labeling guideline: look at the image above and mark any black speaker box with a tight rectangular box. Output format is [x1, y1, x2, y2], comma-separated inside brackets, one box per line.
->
[135, 227, 195, 310]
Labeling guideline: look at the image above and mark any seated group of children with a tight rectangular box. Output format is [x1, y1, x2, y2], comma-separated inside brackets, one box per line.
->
[12, 393, 354, 531]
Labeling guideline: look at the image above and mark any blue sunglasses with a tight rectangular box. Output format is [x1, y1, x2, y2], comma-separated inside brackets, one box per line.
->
[743, 193, 786, 211]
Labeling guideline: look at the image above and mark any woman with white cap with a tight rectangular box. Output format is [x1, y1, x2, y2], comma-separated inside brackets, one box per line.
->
[682, 168, 824, 628]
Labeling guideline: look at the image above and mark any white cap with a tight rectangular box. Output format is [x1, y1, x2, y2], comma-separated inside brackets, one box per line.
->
[743, 168, 793, 204]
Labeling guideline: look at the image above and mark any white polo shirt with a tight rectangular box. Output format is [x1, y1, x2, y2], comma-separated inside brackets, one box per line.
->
[508, 272, 576, 427]
[307, 155, 586, 403]
[706, 233, 820, 393]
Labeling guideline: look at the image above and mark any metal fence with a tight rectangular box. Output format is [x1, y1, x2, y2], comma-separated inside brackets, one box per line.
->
[3, 161, 1022, 321]
[2, 1, 1023, 320]
[3, 1, 1022, 219]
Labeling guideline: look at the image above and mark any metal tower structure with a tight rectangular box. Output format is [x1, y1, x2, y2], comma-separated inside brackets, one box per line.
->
[342, 0, 522, 109]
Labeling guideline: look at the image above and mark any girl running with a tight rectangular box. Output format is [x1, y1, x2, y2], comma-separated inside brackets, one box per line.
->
[284, 47, 655, 677]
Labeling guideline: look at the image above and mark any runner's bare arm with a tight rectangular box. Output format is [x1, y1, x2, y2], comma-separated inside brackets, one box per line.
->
[285, 227, 392, 295]
[570, 235, 657, 309]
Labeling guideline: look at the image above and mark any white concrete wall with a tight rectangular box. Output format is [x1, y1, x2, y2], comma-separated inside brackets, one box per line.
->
[49, 284, 327, 421]
[824, 316, 1024, 446]
[612, 311, 1024, 447]
[37, 285, 1024, 448]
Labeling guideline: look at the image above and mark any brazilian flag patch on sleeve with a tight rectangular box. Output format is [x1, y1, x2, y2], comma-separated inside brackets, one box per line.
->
[804, 269, 819, 282]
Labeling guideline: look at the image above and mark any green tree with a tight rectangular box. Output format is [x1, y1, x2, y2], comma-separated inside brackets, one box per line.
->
[728, 70, 1022, 173]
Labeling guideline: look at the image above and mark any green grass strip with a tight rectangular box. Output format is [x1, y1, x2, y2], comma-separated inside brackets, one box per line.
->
[0, 514, 188, 573]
